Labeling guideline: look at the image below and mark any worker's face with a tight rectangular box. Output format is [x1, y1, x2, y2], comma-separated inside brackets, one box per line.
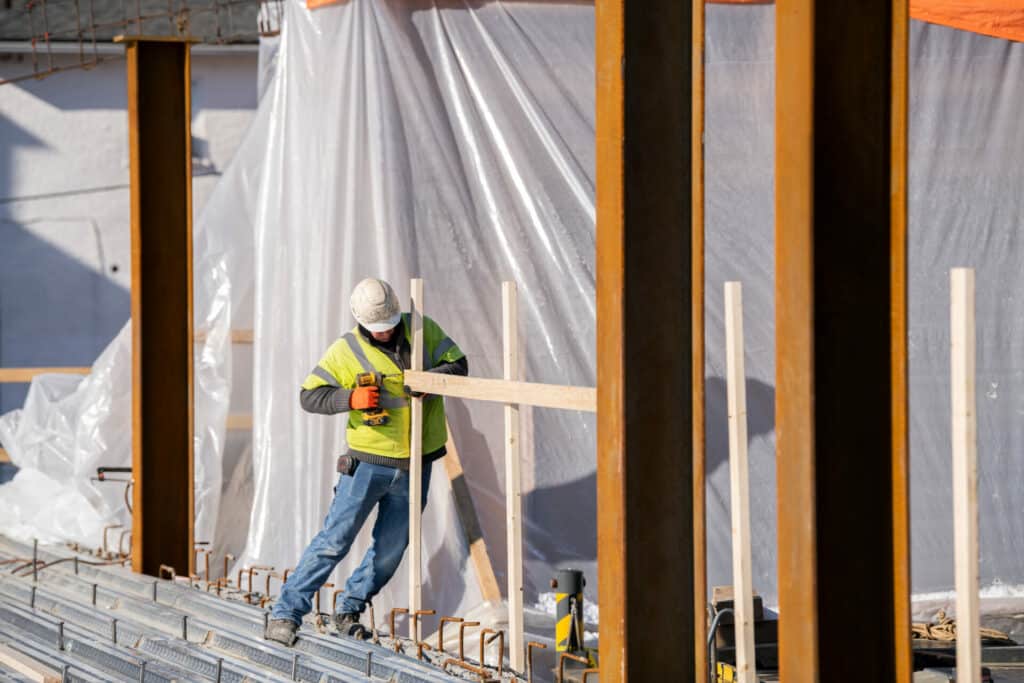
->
[371, 325, 397, 342]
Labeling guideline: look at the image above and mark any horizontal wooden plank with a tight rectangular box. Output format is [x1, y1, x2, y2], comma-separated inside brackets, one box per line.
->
[0, 644, 61, 683]
[194, 328, 254, 344]
[0, 367, 91, 383]
[227, 414, 253, 430]
[403, 371, 596, 412]
[0, 448, 9, 463]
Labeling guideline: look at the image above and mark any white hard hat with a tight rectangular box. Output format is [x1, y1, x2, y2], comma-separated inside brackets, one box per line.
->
[350, 278, 402, 332]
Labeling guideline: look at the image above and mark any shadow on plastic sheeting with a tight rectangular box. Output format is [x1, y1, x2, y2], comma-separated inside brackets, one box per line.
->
[0, 220, 129, 414]
[705, 376, 776, 476]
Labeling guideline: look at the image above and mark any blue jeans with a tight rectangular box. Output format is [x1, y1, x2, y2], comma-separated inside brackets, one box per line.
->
[271, 460, 432, 624]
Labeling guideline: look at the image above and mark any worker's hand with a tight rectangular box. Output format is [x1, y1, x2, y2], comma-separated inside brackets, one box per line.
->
[350, 385, 380, 411]
[404, 385, 430, 400]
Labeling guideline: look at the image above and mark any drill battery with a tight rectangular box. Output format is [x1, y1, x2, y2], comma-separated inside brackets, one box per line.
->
[356, 372, 390, 426]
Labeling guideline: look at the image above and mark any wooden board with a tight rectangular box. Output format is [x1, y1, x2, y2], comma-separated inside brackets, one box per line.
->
[724, 282, 756, 683]
[0, 644, 62, 682]
[503, 281, 525, 672]
[951, 268, 980, 683]
[442, 424, 502, 603]
[193, 328, 254, 344]
[0, 449, 9, 463]
[402, 372, 596, 413]
[408, 278, 424, 639]
[0, 367, 90, 383]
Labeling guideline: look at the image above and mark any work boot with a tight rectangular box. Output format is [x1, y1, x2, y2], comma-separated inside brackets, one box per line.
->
[265, 618, 298, 646]
[333, 612, 369, 640]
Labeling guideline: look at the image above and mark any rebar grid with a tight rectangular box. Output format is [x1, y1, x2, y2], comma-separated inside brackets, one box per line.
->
[0, 0, 283, 85]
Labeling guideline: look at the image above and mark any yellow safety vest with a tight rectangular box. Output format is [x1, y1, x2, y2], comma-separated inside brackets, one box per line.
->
[301, 314, 464, 460]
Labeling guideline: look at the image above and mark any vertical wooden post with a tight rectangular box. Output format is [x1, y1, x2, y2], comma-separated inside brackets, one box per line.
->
[408, 278, 424, 639]
[596, 0, 695, 680]
[774, 0, 910, 680]
[951, 268, 979, 683]
[724, 283, 755, 683]
[503, 281, 524, 672]
[120, 35, 195, 577]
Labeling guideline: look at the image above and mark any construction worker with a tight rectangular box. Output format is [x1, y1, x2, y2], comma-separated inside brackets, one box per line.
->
[265, 277, 467, 645]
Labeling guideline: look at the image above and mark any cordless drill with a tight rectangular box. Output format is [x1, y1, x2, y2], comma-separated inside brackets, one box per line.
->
[355, 372, 389, 426]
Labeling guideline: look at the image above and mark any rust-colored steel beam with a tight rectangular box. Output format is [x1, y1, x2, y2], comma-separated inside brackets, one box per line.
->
[774, 1, 910, 681]
[121, 36, 196, 578]
[692, 0, 708, 678]
[596, 1, 696, 681]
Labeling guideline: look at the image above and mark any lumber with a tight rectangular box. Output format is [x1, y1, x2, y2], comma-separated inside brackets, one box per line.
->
[402, 373, 596, 413]
[951, 268, 980, 683]
[0, 367, 90, 383]
[503, 281, 525, 672]
[0, 448, 9, 463]
[408, 278, 424, 639]
[226, 414, 253, 431]
[724, 282, 756, 683]
[0, 644, 61, 682]
[193, 328, 254, 344]
[442, 424, 502, 603]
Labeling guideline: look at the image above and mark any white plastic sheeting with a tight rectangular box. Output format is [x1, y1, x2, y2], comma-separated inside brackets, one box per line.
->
[233, 0, 596, 620]
[0, 328, 131, 545]
[703, 7, 1024, 605]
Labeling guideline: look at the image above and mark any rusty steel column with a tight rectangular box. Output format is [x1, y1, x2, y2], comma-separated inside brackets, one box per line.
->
[596, 1, 695, 681]
[775, 1, 909, 681]
[120, 36, 195, 577]
[692, 0, 708, 678]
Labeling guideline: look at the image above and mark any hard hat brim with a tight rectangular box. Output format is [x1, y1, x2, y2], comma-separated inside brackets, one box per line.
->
[361, 311, 402, 333]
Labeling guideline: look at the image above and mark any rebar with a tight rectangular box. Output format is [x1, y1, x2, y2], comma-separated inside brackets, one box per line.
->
[411, 609, 435, 644]
[111, 617, 118, 643]
[389, 607, 408, 652]
[368, 602, 379, 644]
[527, 641, 547, 683]
[159, 565, 176, 580]
[457, 621, 480, 662]
[32, 539, 38, 583]
[558, 652, 589, 683]
[438, 616, 463, 654]
[222, 554, 234, 585]
[291, 653, 299, 680]
[442, 658, 493, 683]
[57, 621, 65, 650]
[364, 650, 372, 677]
[138, 660, 146, 681]
[102, 525, 122, 557]
[215, 658, 223, 683]
[118, 530, 132, 558]
[416, 640, 432, 661]
[582, 668, 600, 682]
[92, 583, 98, 606]
[479, 629, 503, 677]
[29, 585, 36, 608]
[181, 614, 189, 640]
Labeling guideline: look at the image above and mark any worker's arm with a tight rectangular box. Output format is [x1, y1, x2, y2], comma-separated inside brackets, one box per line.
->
[299, 386, 352, 415]
[299, 338, 356, 414]
[427, 356, 468, 376]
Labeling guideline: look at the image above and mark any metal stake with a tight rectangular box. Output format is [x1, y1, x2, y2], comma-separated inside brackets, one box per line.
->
[215, 658, 223, 683]
[181, 615, 188, 640]
[138, 660, 146, 682]
[57, 621, 65, 651]
[152, 581, 158, 602]
[291, 654, 299, 681]
[263, 611, 269, 638]
[61, 664, 70, 682]
[32, 538, 38, 583]
[29, 586, 36, 609]
[111, 618, 118, 644]
[91, 584, 98, 606]
[365, 651, 372, 678]
[74, 556, 79, 575]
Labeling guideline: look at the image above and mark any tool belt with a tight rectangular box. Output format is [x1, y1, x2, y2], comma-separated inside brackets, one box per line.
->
[336, 454, 360, 476]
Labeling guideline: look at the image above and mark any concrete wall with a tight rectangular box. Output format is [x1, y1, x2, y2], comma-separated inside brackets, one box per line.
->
[0, 49, 258, 413]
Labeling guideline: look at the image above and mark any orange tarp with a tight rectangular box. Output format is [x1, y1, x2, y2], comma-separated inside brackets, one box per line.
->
[305, 0, 1024, 44]
[709, 0, 1024, 43]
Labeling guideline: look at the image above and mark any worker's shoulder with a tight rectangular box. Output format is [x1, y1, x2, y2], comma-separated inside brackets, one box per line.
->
[323, 332, 359, 357]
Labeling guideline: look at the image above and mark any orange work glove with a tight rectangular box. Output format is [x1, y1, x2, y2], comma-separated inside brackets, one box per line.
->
[350, 385, 380, 411]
